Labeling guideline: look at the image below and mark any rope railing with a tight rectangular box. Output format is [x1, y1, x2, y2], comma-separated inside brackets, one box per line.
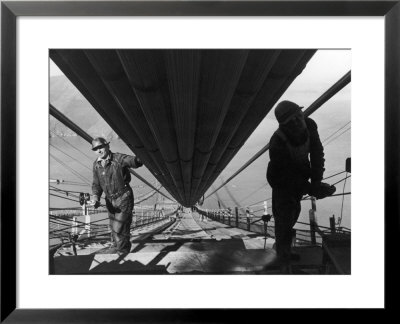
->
[50, 179, 89, 187]
[195, 199, 350, 247]
[302, 192, 351, 201]
[50, 184, 165, 213]
[50, 206, 179, 250]
[50, 185, 94, 196]
[50, 193, 82, 203]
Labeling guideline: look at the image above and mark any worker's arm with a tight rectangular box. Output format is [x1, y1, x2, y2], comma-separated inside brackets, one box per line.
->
[267, 134, 289, 187]
[118, 153, 143, 169]
[92, 162, 103, 206]
[306, 118, 325, 183]
[267, 132, 311, 192]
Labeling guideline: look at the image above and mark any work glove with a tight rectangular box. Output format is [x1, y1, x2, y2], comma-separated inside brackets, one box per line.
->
[93, 200, 101, 209]
[309, 181, 321, 195]
[309, 182, 336, 200]
[134, 156, 143, 167]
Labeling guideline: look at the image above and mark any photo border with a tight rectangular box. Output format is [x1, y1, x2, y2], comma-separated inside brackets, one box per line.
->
[1, 0, 399, 321]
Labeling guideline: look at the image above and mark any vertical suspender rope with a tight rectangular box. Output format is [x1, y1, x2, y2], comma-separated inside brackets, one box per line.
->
[49, 104, 174, 202]
[205, 71, 351, 199]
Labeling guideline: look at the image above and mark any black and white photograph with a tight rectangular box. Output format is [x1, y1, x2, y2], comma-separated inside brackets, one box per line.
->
[49, 49, 351, 275]
[2, 1, 397, 318]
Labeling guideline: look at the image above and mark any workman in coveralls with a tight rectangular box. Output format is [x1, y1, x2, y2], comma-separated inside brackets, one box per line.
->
[267, 101, 335, 273]
[91, 137, 143, 254]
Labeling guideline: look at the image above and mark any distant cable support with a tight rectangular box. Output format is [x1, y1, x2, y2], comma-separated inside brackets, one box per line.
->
[214, 186, 227, 209]
[50, 130, 93, 161]
[220, 176, 239, 207]
[50, 143, 92, 171]
[321, 121, 351, 144]
[238, 182, 268, 205]
[323, 127, 351, 147]
[205, 70, 351, 199]
[50, 153, 91, 184]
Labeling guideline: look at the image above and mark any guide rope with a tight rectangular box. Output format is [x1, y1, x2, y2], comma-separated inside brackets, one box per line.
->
[50, 153, 91, 184]
[50, 130, 94, 160]
[50, 143, 92, 172]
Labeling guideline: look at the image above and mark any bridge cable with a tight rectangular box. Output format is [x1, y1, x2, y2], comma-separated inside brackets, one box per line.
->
[323, 127, 351, 147]
[50, 130, 93, 161]
[50, 143, 92, 171]
[321, 121, 351, 144]
[238, 183, 269, 205]
[50, 153, 91, 184]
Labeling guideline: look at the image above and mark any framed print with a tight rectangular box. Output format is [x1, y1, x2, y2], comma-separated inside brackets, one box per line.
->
[1, 0, 399, 321]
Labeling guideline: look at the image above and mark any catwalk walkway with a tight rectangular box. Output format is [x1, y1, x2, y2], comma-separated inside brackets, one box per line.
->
[52, 210, 323, 274]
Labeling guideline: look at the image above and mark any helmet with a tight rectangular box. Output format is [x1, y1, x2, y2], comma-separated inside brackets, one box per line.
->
[274, 101, 303, 125]
[91, 137, 109, 151]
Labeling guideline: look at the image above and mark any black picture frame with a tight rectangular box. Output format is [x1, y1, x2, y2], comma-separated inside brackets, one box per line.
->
[1, 0, 399, 321]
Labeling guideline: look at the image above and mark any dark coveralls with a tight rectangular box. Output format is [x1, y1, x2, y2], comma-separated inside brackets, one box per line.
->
[267, 117, 325, 263]
[92, 152, 142, 253]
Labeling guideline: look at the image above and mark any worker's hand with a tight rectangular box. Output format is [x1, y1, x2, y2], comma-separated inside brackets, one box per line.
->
[134, 156, 143, 167]
[93, 200, 101, 209]
[309, 182, 336, 199]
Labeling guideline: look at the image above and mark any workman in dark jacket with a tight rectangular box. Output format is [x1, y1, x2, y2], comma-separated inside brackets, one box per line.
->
[267, 101, 335, 272]
[91, 137, 143, 254]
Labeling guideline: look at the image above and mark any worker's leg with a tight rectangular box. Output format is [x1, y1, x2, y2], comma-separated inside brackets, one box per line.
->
[272, 188, 302, 265]
[105, 198, 117, 247]
[110, 189, 134, 253]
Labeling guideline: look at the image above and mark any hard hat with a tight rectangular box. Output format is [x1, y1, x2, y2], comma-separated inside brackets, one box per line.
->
[91, 137, 109, 151]
[274, 100, 303, 125]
